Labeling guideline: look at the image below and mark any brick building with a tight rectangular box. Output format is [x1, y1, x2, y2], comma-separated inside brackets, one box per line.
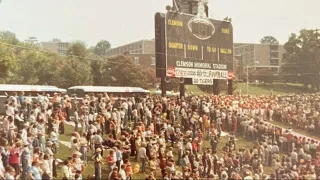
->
[234, 43, 285, 67]
[131, 54, 155, 68]
[233, 43, 286, 81]
[39, 39, 69, 56]
[105, 39, 155, 57]
[106, 40, 286, 80]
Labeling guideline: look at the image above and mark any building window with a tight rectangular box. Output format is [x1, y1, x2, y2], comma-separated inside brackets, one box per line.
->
[134, 57, 139, 64]
[59, 50, 67, 56]
[151, 57, 155, 65]
[59, 43, 68, 50]
[270, 59, 279, 65]
[270, 45, 278, 51]
[250, 52, 254, 59]
[270, 52, 279, 58]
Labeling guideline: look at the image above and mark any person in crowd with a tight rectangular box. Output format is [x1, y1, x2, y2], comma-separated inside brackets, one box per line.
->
[93, 148, 103, 180]
[3, 90, 320, 179]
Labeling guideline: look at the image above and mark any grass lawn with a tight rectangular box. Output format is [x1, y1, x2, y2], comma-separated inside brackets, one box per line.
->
[150, 82, 303, 96]
[55, 124, 276, 179]
[236, 83, 303, 95]
[179, 83, 303, 96]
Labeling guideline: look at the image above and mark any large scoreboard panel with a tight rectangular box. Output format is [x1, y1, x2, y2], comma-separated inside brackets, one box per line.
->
[164, 12, 233, 84]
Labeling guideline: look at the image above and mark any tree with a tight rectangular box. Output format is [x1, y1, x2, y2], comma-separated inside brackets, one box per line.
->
[67, 41, 87, 58]
[260, 36, 279, 45]
[0, 31, 19, 45]
[281, 29, 320, 90]
[90, 56, 109, 86]
[103, 55, 148, 88]
[14, 50, 49, 84]
[93, 40, 111, 56]
[0, 44, 19, 82]
[52, 58, 93, 88]
[146, 68, 160, 87]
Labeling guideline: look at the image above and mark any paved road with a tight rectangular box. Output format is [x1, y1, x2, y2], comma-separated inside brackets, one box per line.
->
[264, 120, 320, 142]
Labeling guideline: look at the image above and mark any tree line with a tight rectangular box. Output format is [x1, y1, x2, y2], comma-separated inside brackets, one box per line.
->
[1, 29, 320, 91]
[0, 31, 158, 89]
[281, 29, 320, 91]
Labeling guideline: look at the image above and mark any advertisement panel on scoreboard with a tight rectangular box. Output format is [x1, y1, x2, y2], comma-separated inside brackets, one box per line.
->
[167, 67, 228, 79]
[165, 10, 233, 83]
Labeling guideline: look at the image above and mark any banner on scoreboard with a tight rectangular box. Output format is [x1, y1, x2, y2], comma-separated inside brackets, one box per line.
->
[192, 78, 214, 85]
[166, 67, 228, 79]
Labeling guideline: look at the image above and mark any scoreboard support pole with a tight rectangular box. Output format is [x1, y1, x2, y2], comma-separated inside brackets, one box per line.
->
[161, 77, 166, 97]
[228, 79, 233, 95]
[179, 81, 185, 98]
[213, 79, 219, 95]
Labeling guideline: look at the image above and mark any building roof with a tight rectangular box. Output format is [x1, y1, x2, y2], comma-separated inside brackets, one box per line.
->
[68, 86, 148, 93]
[106, 39, 154, 52]
[0, 84, 63, 92]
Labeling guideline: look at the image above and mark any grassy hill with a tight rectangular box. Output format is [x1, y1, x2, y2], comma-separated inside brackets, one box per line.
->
[183, 83, 304, 95]
[235, 82, 303, 95]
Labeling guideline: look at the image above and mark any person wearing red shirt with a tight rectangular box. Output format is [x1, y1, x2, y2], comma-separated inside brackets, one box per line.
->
[192, 139, 199, 155]
[106, 150, 116, 172]
[9, 143, 21, 177]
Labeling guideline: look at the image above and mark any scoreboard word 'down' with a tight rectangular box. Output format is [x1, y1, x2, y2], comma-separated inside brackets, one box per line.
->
[155, 9, 234, 85]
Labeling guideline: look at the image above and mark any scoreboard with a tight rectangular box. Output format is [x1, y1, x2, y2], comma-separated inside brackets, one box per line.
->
[155, 11, 234, 84]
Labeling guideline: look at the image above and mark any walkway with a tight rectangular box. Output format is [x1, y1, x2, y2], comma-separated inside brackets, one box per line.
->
[264, 121, 320, 141]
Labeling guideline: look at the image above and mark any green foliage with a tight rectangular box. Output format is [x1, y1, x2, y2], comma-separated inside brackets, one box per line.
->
[281, 29, 320, 90]
[90, 59, 106, 86]
[260, 36, 279, 45]
[52, 58, 93, 88]
[0, 31, 162, 89]
[0, 31, 19, 45]
[16, 50, 49, 84]
[67, 41, 87, 58]
[0, 43, 19, 81]
[104, 55, 149, 88]
[93, 40, 111, 56]
[146, 68, 160, 88]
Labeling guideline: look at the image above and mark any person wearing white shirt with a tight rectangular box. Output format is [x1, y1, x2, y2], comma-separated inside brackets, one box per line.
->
[145, 107, 152, 127]
[120, 109, 125, 122]
[14, 111, 24, 128]
[119, 164, 126, 180]
[42, 154, 52, 178]
[121, 101, 128, 111]
[291, 150, 298, 165]
[38, 93, 44, 107]
[21, 124, 29, 142]
[29, 111, 36, 124]
[272, 144, 279, 154]
[99, 100, 106, 112]
[112, 111, 118, 122]
[203, 104, 210, 114]
[6, 104, 15, 116]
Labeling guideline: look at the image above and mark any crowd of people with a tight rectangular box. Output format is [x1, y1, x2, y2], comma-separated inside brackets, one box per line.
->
[268, 94, 320, 134]
[1, 91, 320, 180]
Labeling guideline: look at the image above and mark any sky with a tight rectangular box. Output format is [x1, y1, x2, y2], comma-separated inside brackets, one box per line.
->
[0, 0, 319, 48]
